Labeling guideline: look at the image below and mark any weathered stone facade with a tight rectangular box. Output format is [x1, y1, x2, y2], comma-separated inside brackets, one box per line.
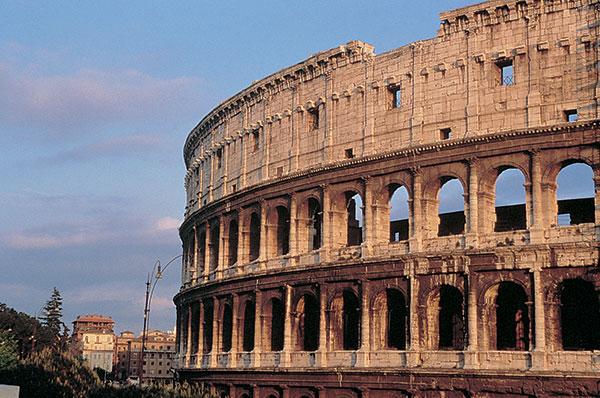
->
[175, 0, 600, 396]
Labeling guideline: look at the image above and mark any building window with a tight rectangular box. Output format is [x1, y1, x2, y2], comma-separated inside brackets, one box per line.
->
[497, 59, 514, 86]
[308, 107, 319, 131]
[440, 128, 452, 140]
[216, 148, 222, 168]
[389, 85, 401, 109]
[565, 109, 578, 123]
[252, 130, 260, 152]
[345, 148, 354, 159]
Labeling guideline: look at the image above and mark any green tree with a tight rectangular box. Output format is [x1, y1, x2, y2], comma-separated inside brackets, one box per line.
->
[41, 287, 64, 335]
[0, 303, 53, 357]
[0, 330, 18, 370]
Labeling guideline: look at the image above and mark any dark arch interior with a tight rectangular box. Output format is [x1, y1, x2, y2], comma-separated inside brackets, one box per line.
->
[221, 303, 233, 352]
[249, 212, 261, 261]
[496, 282, 529, 350]
[243, 300, 256, 352]
[302, 294, 319, 351]
[209, 221, 220, 271]
[190, 302, 200, 354]
[561, 278, 600, 350]
[308, 198, 322, 251]
[271, 298, 284, 351]
[203, 300, 213, 353]
[438, 285, 464, 350]
[276, 206, 290, 256]
[387, 289, 407, 350]
[343, 290, 360, 350]
[228, 219, 238, 266]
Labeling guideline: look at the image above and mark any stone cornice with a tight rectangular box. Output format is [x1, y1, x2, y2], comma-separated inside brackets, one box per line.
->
[183, 40, 375, 166]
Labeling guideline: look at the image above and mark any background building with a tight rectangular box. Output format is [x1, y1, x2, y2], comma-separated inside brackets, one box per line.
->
[71, 314, 115, 372]
[114, 330, 176, 384]
[175, 0, 600, 396]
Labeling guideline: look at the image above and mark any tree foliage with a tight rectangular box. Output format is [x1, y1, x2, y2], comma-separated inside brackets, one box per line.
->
[41, 287, 64, 336]
[0, 303, 54, 357]
[0, 330, 18, 370]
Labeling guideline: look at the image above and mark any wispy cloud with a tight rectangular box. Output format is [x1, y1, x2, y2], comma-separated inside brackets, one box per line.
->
[0, 56, 204, 138]
[41, 133, 164, 164]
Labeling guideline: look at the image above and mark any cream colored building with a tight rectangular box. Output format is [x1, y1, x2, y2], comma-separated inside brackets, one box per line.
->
[71, 315, 115, 372]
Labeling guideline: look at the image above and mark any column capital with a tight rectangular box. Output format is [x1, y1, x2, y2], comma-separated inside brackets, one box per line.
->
[467, 156, 480, 168]
[528, 148, 541, 158]
[410, 166, 422, 178]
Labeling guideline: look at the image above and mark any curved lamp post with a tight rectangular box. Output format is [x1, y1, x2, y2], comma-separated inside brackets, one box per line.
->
[139, 254, 182, 384]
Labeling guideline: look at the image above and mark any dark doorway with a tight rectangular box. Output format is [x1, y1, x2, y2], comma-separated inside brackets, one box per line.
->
[387, 289, 407, 350]
[496, 282, 529, 350]
[561, 279, 600, 350]
[438, 285, 464, 350]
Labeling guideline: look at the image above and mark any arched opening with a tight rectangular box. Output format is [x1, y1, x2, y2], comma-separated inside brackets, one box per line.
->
[438, 178, 465, 236]
[228, 219, 238, 266]
[198, 228, 206, 277]
[190, 302, 200, 354]
[270, 298, 285, 351]
[209, 220, 220, 272]
[347, 193, 363, 246]
[308, 198, 322, 251]
[496, 282, 529, 350]
[387, 289, 407, 350]
[202, 299, 213, 353]
[249, 212, 261, 261]
[438, 285, 464, 350]
[494, 168, 527, 232]
[242, 300, 256, 352]
[181, 307, 189, 355]
[556, 163, 595, 225]
[221, 303, 233, 352]
[343, 290, 360, 350]
[276, 206, 290, 256]
[296, 294, 319, 351]
[389, 185, 409, 242]
[560, 279, 600, 350]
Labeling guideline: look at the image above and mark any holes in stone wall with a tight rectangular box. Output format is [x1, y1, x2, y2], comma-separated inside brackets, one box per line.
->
[276, 206, 290, 256]
[308, 198, 322, 251]
[495, 168, 527, 232]
[496, 282, 529, 351]
[228, 219, 238, 266]
[347, 193, 364, 246]
[209, 220, 220, 272]
[438, 178, 465, 236]
[389, 185, 409, 242]
[270, 298, 285, 352]
[242, 300, 256, 352]
[565, 109, 578, 123]
[438, 285, 464, 350]
[556, 162, 595, 225]
[221, 302, 233, 352]
[389, 85, 401, 109]
[249, 212, 261, 261]
[560, 279, 600, 350]
[386, 289, 407, 350]
[190, 302, 200, 354]
[497, 59, 514, 86]
[203, 299, 214, 353]
[342, 290, 360, 351]
[296, 294, 319, 351]
[308, 107, 319, 131]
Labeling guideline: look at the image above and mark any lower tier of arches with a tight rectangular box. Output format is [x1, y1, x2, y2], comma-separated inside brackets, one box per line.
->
[177, 368, 600, 398]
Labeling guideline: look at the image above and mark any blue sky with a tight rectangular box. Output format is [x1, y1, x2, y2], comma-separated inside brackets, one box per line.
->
[2, 0, 586, 335]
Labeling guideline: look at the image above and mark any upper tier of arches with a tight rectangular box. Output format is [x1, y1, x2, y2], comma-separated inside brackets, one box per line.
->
[180, 129, 600, 287]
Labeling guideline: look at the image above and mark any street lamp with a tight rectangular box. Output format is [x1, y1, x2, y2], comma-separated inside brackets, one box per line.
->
[139, 254, 182, 385]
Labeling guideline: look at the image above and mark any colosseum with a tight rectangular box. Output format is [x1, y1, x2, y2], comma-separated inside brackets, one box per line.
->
[174, 0, 600, 396]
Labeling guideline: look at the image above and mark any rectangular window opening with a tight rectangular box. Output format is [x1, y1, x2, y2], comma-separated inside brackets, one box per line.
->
[216, 149, 222, 168]
[565, 109, 578, 123]
[497, 60, 514, 86]
[276, 166, 284, 177]
[252, 130, 260, 152]
[440, 128, 452, 140]
[389, 85, 401, 109]
[345, 148, 354, 159]
[308, 107, 319, 131]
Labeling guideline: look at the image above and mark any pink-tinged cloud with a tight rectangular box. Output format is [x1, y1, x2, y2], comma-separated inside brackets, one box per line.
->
[2, 215, 180, 250]
[0, 61, 204, 137]
[153, 217, 181, 232]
